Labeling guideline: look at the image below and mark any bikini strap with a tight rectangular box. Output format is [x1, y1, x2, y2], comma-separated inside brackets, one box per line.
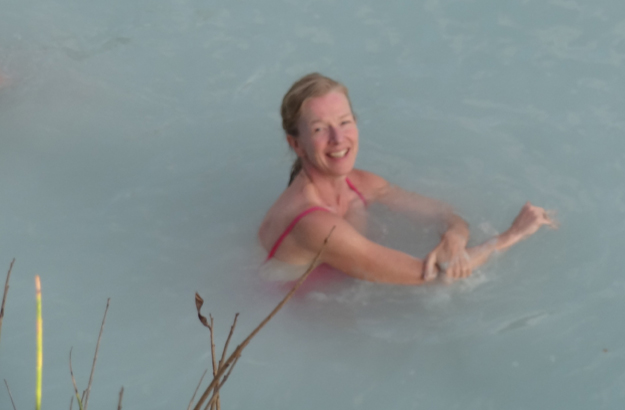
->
[346, 177, 367, 206]
[266, 206, 330, 261]
[265, 178, 366, 261]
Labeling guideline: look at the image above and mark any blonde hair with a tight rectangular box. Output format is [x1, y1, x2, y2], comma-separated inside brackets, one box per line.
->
[280, 73, 353, 185]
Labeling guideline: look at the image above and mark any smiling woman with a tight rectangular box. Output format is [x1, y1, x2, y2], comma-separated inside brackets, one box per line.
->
[258, 73, 557, 285]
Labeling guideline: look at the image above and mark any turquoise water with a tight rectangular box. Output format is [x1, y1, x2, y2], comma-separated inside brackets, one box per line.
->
[1, 0, 625, 409]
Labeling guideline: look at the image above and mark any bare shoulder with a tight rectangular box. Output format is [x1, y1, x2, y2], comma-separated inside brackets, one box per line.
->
[348, 169, 390, 200]
[290, 207, 371, 261]
[258, 179, 323, 248]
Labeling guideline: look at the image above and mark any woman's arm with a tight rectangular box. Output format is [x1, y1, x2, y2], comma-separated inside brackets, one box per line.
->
[426, 202, 558, 280]
[292, 211, 428, 285]
[351, 170, 472, 279]
[290, 199, 555, 285]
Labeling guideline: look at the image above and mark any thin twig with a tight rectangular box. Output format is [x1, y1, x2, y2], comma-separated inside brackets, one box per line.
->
[209, 315, 217, 378]
[187, 369, 208, 410]
[70, 395, 73, 410]
[0, 259, 15, 347]
[117, 386, 124, 410]
[203, 394, 213, 410]
[204, 357, 240, 410]
[192, 226, 334, 410]
[208, 315, 218, 410]
[214, 313, 238, 410]
[69, 348, 84, 410]
[217, 313, 238, 373]
[4, 379, 17, 410]
[194, 299, 220, 410]
[83, 298, 110, 410]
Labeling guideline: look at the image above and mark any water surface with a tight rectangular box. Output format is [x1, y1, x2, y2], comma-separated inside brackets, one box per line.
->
[1, 0, 625, 409]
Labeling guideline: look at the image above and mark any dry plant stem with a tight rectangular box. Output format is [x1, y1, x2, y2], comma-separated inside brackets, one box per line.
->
[191, 226, 334, 410]
[0, 258, 15, 345]
[213, 313, 239, 410]
[187, 369, 208, 410]
[209, 315, 217, 376]
[70, 396, 74, 410]
[117, 387, 124, 410]
[208, 316, 219, 410]
[83, 298, 110, 410]
[69, 348, 84, 410]
[204, 357, 240, 410]
[4, 379, 17, 410]
[194, 296, 221, 410]
[218, 313, 239, 372]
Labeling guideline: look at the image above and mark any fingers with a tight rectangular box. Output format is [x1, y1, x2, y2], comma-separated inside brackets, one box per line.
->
[445, 253, 472, 280]
[423, 252, 438, 282]
[459, 253, 472, 278]
[532, 205, 559, 230]
[545, 209, 560, 229]
[523, 203, 560, 230]
[424, 247, 474, 283]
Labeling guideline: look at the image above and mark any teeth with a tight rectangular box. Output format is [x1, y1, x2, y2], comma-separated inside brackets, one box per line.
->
[328, 149, 348, 158]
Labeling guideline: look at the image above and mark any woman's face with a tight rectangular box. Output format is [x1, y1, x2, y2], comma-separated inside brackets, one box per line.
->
[290, 91, 359, 178]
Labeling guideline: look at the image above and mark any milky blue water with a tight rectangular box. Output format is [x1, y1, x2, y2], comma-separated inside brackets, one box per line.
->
[1, 0, 625, 409]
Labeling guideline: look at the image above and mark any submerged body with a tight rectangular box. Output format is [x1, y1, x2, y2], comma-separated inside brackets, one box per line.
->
[259, 74, 556, 285]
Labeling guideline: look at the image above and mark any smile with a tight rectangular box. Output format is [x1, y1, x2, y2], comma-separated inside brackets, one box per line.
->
[328, 149, 349, 158]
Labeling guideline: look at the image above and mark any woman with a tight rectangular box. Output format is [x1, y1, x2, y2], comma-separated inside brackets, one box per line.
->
[259, 73, 556, 285]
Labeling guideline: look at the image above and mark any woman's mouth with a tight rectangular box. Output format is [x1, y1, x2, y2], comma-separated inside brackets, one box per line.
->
[328, 149, 349, 158]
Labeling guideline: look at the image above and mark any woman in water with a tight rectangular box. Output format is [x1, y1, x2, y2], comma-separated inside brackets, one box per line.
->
[259, 73, 556, 285]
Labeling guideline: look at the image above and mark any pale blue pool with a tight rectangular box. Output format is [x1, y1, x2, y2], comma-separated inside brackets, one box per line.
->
[1, 1, 625, 409]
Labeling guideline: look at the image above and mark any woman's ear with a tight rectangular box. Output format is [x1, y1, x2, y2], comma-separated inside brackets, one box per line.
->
[287, 135, 303, 156]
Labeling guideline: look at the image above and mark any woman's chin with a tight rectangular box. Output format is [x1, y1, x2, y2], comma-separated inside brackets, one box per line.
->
[325, 158, 356, 175]
[323, 162, 354, 177]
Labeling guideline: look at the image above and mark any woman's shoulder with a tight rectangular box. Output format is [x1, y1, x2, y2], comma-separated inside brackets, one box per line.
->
[348, 169, 390, 199]
[258, 181, 323, 239]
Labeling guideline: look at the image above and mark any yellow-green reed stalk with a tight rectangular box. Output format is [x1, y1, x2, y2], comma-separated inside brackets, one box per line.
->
[35, 275, 43, 410]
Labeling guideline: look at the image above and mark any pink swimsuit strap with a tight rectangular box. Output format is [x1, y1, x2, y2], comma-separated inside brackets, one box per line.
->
[346, 177, 367, 206]
[265, 178, 367, 261]
[266, 206, 329, 260]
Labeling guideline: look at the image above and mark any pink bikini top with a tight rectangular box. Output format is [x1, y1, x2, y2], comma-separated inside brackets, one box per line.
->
[265, 177, 367, 261]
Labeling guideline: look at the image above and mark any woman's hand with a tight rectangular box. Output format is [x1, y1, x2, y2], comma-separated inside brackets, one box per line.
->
[423, 232, 471, 281]
[498, 202, 558, 249]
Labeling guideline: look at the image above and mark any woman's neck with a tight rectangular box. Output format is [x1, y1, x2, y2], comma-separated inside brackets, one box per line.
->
[300, 165, 350, 209]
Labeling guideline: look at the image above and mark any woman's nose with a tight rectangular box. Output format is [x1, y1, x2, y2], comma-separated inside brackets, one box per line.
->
[328, 125, 344, 143]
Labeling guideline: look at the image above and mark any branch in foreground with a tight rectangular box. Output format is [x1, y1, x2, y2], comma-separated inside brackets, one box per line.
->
[187, 369, 208, 410]
[69, 349, 84, 410]
[4, 379, 17, 410]
[117, 386, 124, 410]
[0, 258, 16, 345]
[209, 315, 217, 379]
[194, 298, 222, 410]
[211, 313, 239, 410]
[83, 298, 110, 410]
[191, 226, 335, 410]
[203, 356, 239, 410]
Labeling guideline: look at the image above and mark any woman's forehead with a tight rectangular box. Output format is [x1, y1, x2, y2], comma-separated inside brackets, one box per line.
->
[300, 91, 352, 121]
